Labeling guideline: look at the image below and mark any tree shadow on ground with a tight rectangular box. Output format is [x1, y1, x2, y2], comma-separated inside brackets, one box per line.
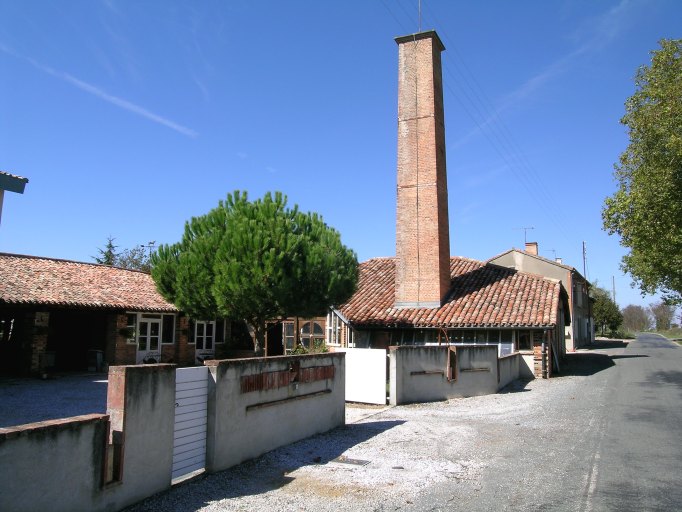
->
[124, 419, 405, 511]
[556, 353, 616, 377]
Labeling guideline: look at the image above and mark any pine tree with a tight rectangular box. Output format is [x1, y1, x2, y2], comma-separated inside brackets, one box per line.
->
[151, 191, 358, 354]
[94, 236, 118, 266]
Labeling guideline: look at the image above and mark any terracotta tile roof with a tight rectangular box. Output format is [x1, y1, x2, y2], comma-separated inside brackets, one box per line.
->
[0, 171, 28, 182]
[338, 257, 563, 329]
[0, 253, 177, 312]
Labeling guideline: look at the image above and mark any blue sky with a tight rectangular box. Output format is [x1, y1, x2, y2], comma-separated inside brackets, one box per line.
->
[1, 0, 680, 310]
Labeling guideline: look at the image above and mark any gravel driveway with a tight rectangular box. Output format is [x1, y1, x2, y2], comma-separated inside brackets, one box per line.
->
[124, 351, 604, 512]
[0, 373, 108, 428]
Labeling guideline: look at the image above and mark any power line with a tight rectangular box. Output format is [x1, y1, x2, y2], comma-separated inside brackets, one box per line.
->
[396, 1, 572, 237]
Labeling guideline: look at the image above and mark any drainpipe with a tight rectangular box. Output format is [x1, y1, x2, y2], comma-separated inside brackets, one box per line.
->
[541, 340, 547, 379]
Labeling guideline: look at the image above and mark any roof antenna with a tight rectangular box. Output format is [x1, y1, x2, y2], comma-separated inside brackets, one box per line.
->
[514, 226, 535, 245]
[418, 0, 422, 32]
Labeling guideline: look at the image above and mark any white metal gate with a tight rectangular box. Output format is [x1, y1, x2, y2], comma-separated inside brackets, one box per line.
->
[338, 348, 387, 405]
[172, 366, 209, 481]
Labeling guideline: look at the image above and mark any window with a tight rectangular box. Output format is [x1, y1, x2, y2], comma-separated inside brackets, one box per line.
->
[499, 330, 514, 356]
[127, 312, 176, 345]
[194, 321, 214, 350]
[126, 314, 137, 344]
[462, 331, 476, 343]
[283, 322, 295, 351]
[215, 320, 226, 344]
[162, 315, 175, 344]
[517, 331, 532, 351]
[326, 313, 341, 345]
[301, 321, 324, 349]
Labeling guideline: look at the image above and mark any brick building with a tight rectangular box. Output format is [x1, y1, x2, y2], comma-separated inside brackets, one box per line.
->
[0, 253, 235, 376]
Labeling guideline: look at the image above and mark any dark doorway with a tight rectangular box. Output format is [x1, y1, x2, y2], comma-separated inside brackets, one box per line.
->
[0, 310, 30, 376]
[47, 310, 108, 371]
[267, 321, 284, 356]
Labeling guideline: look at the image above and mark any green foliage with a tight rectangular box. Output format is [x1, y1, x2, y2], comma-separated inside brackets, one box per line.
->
[621, 304, 651, 332]
[94, 237, 153, 272]
[591, 286, 623, 336]
[602, 39, 682, 304]
[150, 191, 358, 353]
[94, 236, 118, 266]
[117, 246, 152, 272]
[649, 300, 675, 331]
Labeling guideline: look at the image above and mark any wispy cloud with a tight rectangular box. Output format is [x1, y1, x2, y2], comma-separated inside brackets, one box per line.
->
[451, 0, 636, 147]
[0, 42, 197, 138]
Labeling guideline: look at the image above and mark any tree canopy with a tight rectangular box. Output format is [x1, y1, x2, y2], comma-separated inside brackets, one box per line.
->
[94, 237, 153, 272]
[591, 286, 623, 336]
[150, 191, 358, 354]
[649, 300, 675, 331]
[602, 39, 682, 304]
[621, 304, 651, 333]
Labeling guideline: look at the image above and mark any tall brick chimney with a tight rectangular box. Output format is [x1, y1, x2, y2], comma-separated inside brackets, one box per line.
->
[394, 31, 450, 309]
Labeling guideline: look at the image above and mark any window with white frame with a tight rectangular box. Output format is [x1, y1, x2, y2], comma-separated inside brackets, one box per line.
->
[125, 313, 137, 344]
[326, 313, 342, 345]
[194, 321, 214, 350]
[126, 312, 176, 345]
[283, 322, 295, 351]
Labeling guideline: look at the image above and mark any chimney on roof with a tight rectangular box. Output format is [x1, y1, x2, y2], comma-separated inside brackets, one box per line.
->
[555, 257, 563, 264]
[394, 31, 450, 309]
[525, 242, 538, 256]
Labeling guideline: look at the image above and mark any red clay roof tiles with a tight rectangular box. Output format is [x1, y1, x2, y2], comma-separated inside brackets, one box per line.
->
[338, 257, 562, 329]
[0, 253, 176, 312]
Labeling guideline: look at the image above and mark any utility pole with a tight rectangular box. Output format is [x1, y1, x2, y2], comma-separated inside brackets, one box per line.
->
[612, 276, 616, 303]
[582, 241, 587, 279]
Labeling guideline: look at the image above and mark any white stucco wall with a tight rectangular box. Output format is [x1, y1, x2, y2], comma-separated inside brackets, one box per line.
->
[0, 364, 177, 512]
[389, 345, 499, 405]
[205, 353, 345, 472]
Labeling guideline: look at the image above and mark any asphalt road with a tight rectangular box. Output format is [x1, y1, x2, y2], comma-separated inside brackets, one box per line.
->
[421, 333, 682, 511]
[583, 333, 682, 511]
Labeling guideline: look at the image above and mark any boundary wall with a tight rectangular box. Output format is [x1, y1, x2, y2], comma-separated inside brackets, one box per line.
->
[0, 353, 345, 512]
[390, 345, 532, 405]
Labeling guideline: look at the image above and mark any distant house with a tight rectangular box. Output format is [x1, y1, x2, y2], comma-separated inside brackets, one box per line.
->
[0, 253, 234, 376]
[488, 243, 593, 351]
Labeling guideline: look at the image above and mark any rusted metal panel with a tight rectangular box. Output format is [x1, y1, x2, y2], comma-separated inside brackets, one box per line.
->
[239, 364, 335, 393]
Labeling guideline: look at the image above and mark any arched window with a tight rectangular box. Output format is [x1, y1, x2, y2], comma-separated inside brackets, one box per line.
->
[300, 321, 325, 349]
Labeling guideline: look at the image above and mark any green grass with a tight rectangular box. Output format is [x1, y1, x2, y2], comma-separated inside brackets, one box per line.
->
[658, 327, 682, 341]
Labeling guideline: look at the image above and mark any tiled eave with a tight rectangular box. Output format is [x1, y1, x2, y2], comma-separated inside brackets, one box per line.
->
[0, 298, 177, 313]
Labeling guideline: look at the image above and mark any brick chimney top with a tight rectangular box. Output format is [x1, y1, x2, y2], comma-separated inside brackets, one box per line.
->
[525, 242, 539, 256]
[395, 30, 445, 51]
